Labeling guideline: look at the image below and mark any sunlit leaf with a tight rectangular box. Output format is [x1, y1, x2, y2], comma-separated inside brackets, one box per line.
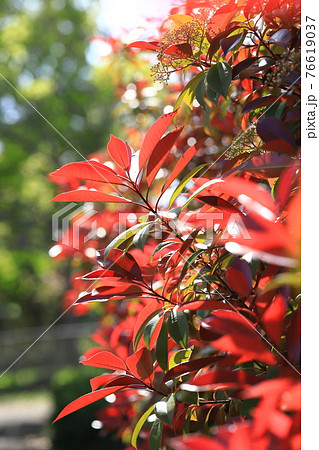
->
[155, 394, 176, 426]
[131, 404, 155, 449]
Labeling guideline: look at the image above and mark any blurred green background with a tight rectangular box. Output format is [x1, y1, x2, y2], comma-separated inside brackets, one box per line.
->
[0, 0, 125, 448]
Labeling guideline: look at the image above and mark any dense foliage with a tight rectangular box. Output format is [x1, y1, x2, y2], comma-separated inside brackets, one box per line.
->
[50, 0, 301, 448]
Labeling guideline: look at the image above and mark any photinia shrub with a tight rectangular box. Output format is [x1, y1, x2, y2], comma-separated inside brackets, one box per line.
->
[50, 0, 300, 448]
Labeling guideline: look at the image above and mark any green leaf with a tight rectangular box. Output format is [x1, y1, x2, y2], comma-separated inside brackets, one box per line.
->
[169, 164, 206, 208]
[210, 251, 233, 275]
[169, 348, 192, 369]
[133, 222, 153, 251]
[176, 390, 199, 405]
[144, 313, 162, 349]
[174, 71, 207, 111]
[206, 62, 232, 99]
[195, 75, 207, 110]
[152, 240, 178, 259]
[179, 249, 204, 280]
[167, 307, 189, 348]
[206, 85, 220, 105]
[104, 221, 152, 257]
[131, 404, 155, 449]
[155, 394, 176, 426]
[149, 418, 163, 450]
[263, 272, 301, 291]
[156, 320, 169, 371]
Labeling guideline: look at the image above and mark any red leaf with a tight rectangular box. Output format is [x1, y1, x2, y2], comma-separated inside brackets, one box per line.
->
[256, 117, 296, 149]
[207, 2, 237, 35]
[276, 159, 300, 210]
[107, 135, 131, 170]
[200, 310, 276, 365]
[76, 285, 147, 304]
[139, 110, 179, 170]
[164, 43, 193, 58]
[262, 294, 286, 346]
[179, 300, 231, 312]
[225, 153, 293, 179]
[261, 139, 296, 154]
[97, 248, 143, 281]
[90, 373, 123, 391]
[53, 386, 121, 422]
[51, 189, 132, 203]
[90, 374, 143, 391]
[81, 270, 121, 280]
[50, 161, 124, 185]
[181, 368, 258, 391]
[161, 138, 206, 194]
[225, 257, 252, 297]
[126, 40, 159, 51]
[202, 178, 276, 217]
[133, 300, 163, 346]
[242, 95, 279, 114]
[163, 355, 223, 383]
[169, 435, 224, 450]
[126, 347, 154, 382]
[81, 350, 127, 371]
[146, 126, 184, 186]
[197, 196, 241, 214]
[241, 377, 294, 400]
[223, 211, 296, 266]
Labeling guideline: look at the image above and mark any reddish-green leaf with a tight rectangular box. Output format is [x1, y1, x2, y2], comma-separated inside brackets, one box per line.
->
[139, 110, 179, 170]
[146, 126, 184, 186]
[242, 95, 279, 114]
[107, 134, 131, 170]
[133, 300, 163, 350]
[81, 350, 127, 371]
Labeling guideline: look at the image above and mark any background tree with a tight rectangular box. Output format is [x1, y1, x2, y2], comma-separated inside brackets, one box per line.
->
[0, 0, 118, 330]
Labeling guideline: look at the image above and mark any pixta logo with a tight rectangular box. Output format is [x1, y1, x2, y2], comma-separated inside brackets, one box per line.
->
[52, 203, 98, 250]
